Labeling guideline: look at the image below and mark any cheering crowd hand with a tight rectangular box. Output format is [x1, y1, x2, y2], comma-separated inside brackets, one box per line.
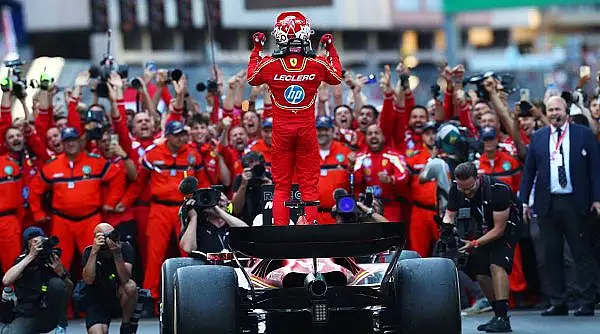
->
[379, 65, 392, 93]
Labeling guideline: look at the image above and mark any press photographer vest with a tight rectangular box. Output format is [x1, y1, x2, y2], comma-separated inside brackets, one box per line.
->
[455, 176, 523, 240]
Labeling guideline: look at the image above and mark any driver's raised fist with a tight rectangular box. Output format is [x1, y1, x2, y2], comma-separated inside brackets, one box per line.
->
[252, 32, 266, 48]
[320, 33, 334, 50]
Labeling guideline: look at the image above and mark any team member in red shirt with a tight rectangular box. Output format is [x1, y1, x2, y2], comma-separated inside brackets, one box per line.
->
[353, 125, 410, 222]
[228, 125, 250, 180]
[116, 121, 209, 302]
[0, 155, 23, 273]
[247, 11, 342, 225]
[29, 127, 125, 271]
[405, 122, 448, 257]
[245, 117, 273, 172]
[189, 113, 232, 187]
[315, 116, 352, 224]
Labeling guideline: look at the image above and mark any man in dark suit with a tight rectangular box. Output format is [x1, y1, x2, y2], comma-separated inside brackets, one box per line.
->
[520, 96, 600, 316]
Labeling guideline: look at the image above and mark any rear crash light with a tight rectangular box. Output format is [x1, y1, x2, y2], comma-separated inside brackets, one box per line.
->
[312, 301, 329, 323]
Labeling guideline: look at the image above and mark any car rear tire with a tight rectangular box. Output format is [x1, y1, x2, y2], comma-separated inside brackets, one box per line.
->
[160, 257, 204, 334]
[393, 258, 461, 334]
[174, 265, 238, 334]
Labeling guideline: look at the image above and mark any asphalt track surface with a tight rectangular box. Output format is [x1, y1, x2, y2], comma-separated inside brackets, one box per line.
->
[60, 310, 599, 333]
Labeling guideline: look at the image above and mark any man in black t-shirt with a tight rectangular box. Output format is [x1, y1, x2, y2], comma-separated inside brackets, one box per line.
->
[179, 192, 249, 255]
[443, 162, 515, 333]
[0, 227, 72, 334]
[81, 223, 138, 334]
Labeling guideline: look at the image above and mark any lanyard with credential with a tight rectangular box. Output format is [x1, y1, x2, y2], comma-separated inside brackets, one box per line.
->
[552, 124, 568, 160]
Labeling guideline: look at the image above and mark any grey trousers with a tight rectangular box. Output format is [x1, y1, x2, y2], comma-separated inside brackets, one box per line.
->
[0, 277, 68, 334]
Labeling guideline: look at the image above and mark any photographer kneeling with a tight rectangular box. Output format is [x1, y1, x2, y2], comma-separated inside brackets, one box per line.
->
[1, 227, 71, 334]
[179, 179, 248, 254]
[443, 162, 518, 333]
[81, 223, 137, 334]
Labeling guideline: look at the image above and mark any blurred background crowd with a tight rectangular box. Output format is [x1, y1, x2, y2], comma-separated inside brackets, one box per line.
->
[0, 0, 599, 321]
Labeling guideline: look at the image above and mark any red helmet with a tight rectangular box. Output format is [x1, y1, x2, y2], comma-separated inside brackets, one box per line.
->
[272, 11, 313, 45]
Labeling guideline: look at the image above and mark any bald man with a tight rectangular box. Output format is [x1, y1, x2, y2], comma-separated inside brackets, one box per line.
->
[81, 223, 138, 333]
[520, 96, 600, 316]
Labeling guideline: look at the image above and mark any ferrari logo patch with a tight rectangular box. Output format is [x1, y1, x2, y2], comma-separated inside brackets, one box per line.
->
[290, 58, 297, 67]
[382, 159, 388, 167]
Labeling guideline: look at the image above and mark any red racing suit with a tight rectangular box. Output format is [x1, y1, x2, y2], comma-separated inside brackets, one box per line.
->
[248, 46, 342, 225]
[353, 148, 410, 223]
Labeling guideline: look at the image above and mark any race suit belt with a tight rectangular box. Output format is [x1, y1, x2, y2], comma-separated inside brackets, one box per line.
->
[151, 197, 183, 207]
[0, 209, 17, 217]
[133, 200, 150, 207]
[51, 208, 101, 222]
[380, 196, 410, 205]
[411, 200, 437, 212]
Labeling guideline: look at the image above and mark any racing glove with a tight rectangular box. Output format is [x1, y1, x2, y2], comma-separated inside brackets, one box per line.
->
[252, 32, 266, 51]
[320, 33, 334, 51]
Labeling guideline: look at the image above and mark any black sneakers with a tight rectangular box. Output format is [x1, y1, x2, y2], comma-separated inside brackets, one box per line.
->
[477, 316, 512, 333]
[120, 323, 138, 334]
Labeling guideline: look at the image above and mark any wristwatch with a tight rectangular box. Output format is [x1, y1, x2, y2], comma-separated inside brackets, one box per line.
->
[59, 271, 70, 280]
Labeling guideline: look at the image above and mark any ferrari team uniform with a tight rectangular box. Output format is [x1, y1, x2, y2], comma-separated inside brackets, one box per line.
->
[317, 141, 352, 224]
[353, 148, 410, 223]
[0, 155, 23, 273]
[30, 152, 124, 271]
[405, 147, 440, 257]
[120, 142, 209, 300]
[247, 46, 342, 226]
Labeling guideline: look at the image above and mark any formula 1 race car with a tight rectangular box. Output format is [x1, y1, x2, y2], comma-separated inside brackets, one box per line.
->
[160, 223, 461, 334]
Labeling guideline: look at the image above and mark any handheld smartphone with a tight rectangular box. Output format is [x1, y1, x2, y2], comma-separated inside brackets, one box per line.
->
[520, 88, 530, 102]
[580, 65, 591, 78]
[365, 74, 377, 84]
[110, 134, 119, 146]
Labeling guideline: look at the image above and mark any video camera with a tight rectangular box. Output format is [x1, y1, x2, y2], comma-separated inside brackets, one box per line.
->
[38, 236, 62, 263]
[332, 188, 374, 223]
[464, 71, 517, 102]
[0, 59, 27, 99]
[89, 30, 129, 98]
[433, 216, 469, 269]
[178, 176, 223, 212]
[196, 79, 219, 93]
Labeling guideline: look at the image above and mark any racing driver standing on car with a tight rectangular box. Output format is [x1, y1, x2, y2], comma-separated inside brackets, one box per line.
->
[247, 11, 343, 226]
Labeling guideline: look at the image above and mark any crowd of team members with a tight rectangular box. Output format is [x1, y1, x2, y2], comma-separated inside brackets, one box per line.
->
[0, 60, 598, 314]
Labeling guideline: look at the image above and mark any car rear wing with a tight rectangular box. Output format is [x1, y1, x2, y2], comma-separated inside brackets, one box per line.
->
[228, 222, 406, 259]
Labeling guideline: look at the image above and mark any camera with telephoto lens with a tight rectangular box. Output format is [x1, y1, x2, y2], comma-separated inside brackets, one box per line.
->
[89, 30, 129, 98]
[464, 71, 517, 102]
[38, 236, 62, 264]
[434, 217, 469, 269]
[196, 80, 219, 93]
[241, 151, 266, 182]
[165, 69, 183, 84]
[1, 59, 27, 99]
[99, 229, 120, 251]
